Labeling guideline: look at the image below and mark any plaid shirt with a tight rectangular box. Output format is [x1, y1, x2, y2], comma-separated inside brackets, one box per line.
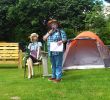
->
[47, 29, 67, 56]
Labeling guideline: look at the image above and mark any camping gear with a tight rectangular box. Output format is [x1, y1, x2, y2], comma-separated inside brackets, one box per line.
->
[63, 31, 110, 70]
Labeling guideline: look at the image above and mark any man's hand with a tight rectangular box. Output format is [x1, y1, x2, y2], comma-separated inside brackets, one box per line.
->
[48, 29, 53, 35]
[43, 29, 54, 41]
[57, 40, 63, 46]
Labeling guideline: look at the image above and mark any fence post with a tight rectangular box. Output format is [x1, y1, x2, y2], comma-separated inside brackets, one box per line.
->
[41, 51, 50, 77]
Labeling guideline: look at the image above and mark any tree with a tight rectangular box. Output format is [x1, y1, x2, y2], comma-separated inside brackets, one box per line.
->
[0, 0, 18, 41]
[0, 0, 105, 43]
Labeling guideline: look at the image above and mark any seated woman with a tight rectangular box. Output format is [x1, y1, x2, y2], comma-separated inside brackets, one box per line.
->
[27, 33, 42, 79]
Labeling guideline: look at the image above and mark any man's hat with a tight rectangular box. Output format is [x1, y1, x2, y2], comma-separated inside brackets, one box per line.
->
[47, 19, 60, 27]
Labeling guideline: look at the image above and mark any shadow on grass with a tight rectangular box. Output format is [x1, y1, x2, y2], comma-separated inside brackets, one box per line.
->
[0, 65, 18, 69]
[63, 70, 88, 82]
[33, 74, 43, 78]
[63, 75, 84, 82]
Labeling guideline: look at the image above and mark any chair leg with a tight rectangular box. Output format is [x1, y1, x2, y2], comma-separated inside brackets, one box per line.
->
[24, 65, 27, 78]
[38, 64, 42, 77]
[39, 64, 42, 77]
[33, 63, 42, 77]
[38, 65, 40, 76]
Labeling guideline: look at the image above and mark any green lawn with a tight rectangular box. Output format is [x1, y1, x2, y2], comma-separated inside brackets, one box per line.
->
[0, 65, 110, 100]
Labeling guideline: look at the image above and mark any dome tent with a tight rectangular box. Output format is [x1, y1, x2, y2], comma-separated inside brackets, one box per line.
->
[63, 31, 110, 70]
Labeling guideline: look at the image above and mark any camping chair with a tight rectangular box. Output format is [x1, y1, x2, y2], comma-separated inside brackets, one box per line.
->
[23, 46, 42, 78]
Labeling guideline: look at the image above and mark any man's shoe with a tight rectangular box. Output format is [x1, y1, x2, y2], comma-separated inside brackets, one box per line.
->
[53, 79, 62, 83]
[48, 78, 56, 81]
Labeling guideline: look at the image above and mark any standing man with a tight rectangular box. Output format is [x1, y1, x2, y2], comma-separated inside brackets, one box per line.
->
[43, 19, 67, 83]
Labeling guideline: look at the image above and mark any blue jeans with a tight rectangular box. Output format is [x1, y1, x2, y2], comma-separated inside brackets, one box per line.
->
[50, 53, 63, 79]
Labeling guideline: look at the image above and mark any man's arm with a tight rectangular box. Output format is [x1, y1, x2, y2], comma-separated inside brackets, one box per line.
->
[43, 29, 53, 41]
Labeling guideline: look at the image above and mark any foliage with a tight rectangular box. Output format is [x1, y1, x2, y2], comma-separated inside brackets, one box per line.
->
[0, 0, 110, 44]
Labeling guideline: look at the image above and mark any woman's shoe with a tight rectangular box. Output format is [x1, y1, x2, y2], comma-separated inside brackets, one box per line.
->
[28, 75, 31, 79]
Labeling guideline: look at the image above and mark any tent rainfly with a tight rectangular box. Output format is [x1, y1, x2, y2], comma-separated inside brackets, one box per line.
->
[63, 31, 110, 70]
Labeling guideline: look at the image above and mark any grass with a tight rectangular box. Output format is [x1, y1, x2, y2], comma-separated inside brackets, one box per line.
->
[0, 64, 110, 100]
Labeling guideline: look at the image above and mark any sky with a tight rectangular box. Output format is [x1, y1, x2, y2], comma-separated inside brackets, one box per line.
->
[103, 0, 110, 6]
